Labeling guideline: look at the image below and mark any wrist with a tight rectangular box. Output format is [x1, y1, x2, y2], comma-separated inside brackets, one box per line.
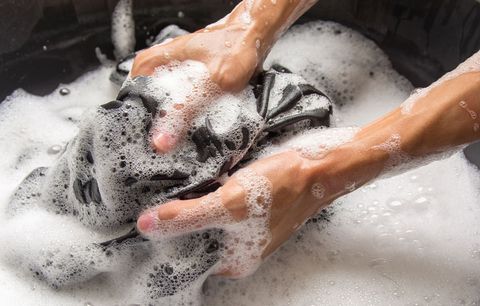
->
[223, 9, 276, 61]
[303, 137, 390, 201]
[225, 0, 310, 62]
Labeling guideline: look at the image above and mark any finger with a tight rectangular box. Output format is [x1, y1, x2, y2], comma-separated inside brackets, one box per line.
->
[151, 103, 190, 154]
[130, 40, 183, 77]
[130, 48, 167, 77]
[137, 180, 248, 238]
[137, 192, 228, 239]
[137, 198, 198, 233]
[213, 270, 242, 278]
[152, 132, 177, 154]
[151, 77, 221, 153]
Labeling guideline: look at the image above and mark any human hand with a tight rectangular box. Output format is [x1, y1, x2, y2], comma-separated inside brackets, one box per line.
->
[136, 50, 480, 278]
[131, 22, 261, 153]
[131, 23, 259, 92]
[136, 150, 337, 277]
[130, 0, 318, 153]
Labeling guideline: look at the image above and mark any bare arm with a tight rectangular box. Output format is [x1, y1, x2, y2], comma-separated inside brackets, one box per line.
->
[307, 53, 480, 204]
[137, 52, 480, 276]
[131, 0, 318, 87]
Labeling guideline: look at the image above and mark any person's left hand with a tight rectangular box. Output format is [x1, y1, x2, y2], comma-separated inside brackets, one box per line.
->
[135, 144, 377, 277]
[136, 150, 327, 277]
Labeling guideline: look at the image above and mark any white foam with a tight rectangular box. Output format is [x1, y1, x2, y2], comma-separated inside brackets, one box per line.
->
[311, 182, 326, 199]
[218, 168, 273, 277]
[111, 0, 136, 60]
[254, 127, 359, 160]
[204, 153, 480, 306]
[401, 51, 480, 114]
[0, 20, 479, 306]
[372, 133, 411, 172]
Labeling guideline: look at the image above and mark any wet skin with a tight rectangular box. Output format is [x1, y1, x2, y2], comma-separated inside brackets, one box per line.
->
[133, 0, 480, 276]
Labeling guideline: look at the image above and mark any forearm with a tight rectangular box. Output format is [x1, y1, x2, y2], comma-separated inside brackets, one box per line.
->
[305, 51, 480, 204]
[357, 55, 480, 158]
[224, 0, 318, 60]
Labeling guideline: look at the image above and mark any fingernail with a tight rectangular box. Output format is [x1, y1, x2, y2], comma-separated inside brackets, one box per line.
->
[137, 211, 157, 233]
[153, 132, 176, 153]
[157, 206, 179, 220]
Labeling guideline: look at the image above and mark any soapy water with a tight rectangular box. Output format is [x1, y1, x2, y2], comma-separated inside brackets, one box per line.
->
[0, 20, 479, 305]
[1, 17, 335, 303]
[204, 153, 480, 306]
[1, 54, 333, 303]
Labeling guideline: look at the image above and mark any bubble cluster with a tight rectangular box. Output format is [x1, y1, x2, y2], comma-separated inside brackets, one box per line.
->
[217, 168, 273, 277]
[372, 133, 411, 172]
[401, 51, 480, 114]
[459, 100, 480, 134]
[311, 182, 326, 199]
[1, 20, 479, 306]
[111, 0, 136, 60]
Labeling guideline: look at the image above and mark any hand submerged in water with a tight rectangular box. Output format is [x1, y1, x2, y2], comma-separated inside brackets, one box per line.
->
[137, 55, 480, 276]
[136, 139, 393, 277]
[137, 150, 337, 277]
[131, 0, 480, 278]
[130, 0, 318, 153]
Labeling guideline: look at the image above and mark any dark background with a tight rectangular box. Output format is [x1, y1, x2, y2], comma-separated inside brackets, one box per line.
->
[0, 0, 479, 166]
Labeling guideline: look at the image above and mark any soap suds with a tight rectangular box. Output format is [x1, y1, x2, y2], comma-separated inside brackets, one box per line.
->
[218, 168, 273, 278]
[401, 51, 480, 114]
[0, 21, 479, 306]
[311, 182, 326, 199]
[112, 0, 136, 60]
[372, 133, 411, 172]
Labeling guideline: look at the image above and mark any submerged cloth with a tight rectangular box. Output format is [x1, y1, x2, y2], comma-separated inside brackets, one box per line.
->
[7, 29, 333, 304]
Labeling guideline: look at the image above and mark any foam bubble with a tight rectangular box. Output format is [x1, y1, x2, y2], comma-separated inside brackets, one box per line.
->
[311, 182, 326, 199]
[401, 51, 480, 114]
[219, 168, 273, 277]
[1, 20, 479, 306]
[111, 0, 136, 60]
